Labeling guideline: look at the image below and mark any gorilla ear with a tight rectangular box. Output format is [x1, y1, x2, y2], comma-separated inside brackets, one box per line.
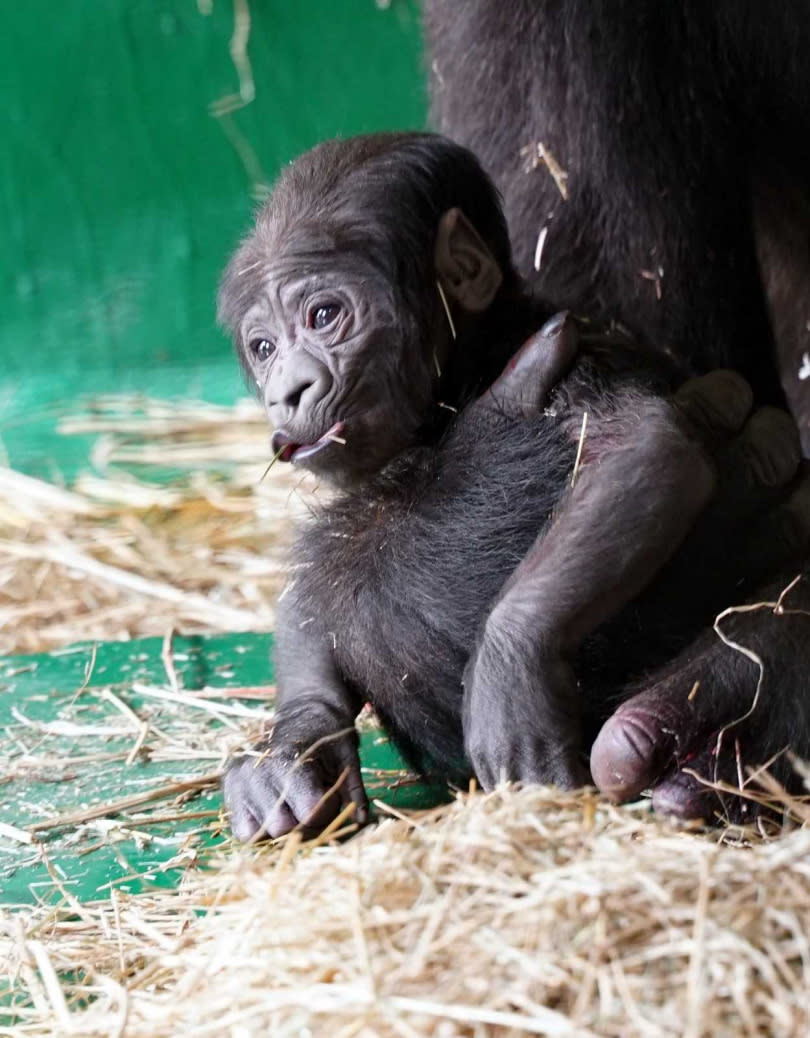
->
[434, 208, 503, 313]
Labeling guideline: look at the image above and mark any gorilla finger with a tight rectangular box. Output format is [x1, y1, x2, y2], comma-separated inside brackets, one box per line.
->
[709, 409, 801, 517]
[531, 751, 590, 790]
[336, 761, 370, 824]
[222, 758, 260, 841]
[259, 800, 299, 839]
[674, 370, 753, 440]
[683, 408, 802, 540]
[468, 748, 498, 791]
[222, 758, 297, 841]
[590, 703, 672, 800]
[650, 767, 718, 821]
[284, 768, 344, 834]
[737, 407, 802, 488]
[651, 742, 762, 825]
[223, 771, 265, 842]
[478, 311, 578, 417]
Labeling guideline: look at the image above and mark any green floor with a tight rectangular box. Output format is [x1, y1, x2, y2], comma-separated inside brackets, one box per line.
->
[0, 633, 448, 908]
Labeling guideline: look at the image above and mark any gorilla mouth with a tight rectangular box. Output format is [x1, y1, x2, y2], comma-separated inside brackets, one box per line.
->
[271, 421, 346, 464]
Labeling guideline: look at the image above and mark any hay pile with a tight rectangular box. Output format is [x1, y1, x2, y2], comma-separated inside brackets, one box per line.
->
[0, 396, 320, 655]
[3, 786, 810, 1036]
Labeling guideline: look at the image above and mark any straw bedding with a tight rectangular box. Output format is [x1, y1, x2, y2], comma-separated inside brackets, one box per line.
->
[3, 787, 810, 1037]
[2, 396, 810, 1036]
[0, 396, 317, 655]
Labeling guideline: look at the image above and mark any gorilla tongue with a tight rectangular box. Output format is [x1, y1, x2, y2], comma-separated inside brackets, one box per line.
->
[272, 421, 345, 464]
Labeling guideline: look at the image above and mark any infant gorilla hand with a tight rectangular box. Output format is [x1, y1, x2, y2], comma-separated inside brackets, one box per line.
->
[223, 700, 368, 841]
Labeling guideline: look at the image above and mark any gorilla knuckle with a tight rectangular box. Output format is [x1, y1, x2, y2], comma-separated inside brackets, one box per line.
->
[676, 370, 754, 434]
[744, 407, 801, 487]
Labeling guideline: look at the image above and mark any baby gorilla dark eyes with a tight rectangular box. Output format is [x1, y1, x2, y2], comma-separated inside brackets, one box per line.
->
[309, 302, 343, 331]
[248, 303, 342, 364]
[250, 338, 275, 362]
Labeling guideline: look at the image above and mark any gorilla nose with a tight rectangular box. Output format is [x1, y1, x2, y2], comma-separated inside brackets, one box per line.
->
[266, 352, 331, 422]
[281, 377, 314, 410]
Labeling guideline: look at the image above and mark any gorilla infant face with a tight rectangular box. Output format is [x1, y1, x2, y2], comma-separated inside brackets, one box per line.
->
[219, 134, 511, 487]
[234, 243, 436, 484]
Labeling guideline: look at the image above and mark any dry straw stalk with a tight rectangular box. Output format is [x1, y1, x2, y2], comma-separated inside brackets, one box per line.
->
[0, 396, 321, 655]
[3, 395, 810, 1036]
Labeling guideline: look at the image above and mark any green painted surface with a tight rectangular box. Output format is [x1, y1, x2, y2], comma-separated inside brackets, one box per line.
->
[0, 0, 426, 479]
[0, 632, 449, 908]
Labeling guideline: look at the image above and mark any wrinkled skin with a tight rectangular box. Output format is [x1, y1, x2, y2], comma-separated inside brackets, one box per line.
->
[224, 699, 368, 842]
[219, 137, 508, 489]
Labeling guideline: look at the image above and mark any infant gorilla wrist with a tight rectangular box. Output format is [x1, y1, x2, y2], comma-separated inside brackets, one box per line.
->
[219, 133, 807, 840]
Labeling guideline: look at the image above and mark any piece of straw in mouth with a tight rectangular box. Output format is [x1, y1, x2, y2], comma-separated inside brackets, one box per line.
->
[259, 443, 288, 482]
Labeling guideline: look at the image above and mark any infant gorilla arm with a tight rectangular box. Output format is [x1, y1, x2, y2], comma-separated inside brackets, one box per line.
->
[463, 356, 728, 790]
[444, 327, 801, 792]
[219, 133, 804, 839]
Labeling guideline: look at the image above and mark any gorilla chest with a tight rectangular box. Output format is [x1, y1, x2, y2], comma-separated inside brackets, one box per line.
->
[298, 502, 478, 701]
[293, 453, 561, 704]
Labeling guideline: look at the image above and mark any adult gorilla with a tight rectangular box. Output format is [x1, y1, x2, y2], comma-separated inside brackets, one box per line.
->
[426, 0, 810, 818]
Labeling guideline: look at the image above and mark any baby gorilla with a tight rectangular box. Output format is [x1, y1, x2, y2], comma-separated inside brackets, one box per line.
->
[219, 133, 805, 839]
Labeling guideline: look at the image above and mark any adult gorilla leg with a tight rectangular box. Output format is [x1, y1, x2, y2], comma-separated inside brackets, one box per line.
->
[592, 554, 810, 821]
[590, 377, 810, 820]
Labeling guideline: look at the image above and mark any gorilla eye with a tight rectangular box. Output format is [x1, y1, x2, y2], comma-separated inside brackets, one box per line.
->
[250, 338, 275, 362]
[308, 302, 343, 331]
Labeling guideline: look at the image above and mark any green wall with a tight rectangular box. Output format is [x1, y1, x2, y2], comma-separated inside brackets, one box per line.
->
[0, 0, 425, 475]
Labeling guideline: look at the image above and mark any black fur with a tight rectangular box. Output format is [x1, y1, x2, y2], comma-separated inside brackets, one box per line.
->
[426, 0, 810, 424]
[220, 127, 807, 838]
[425, 0, 810, 818]
[283, 390, 576, 778]
[269, 331, 802, 800]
